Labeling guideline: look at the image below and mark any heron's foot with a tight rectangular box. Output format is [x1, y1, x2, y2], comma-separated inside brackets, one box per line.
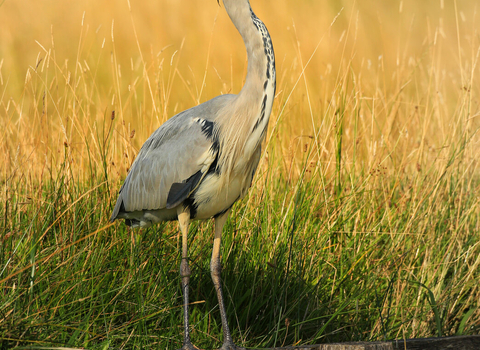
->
[217, 341, 246, 350]
[177, 341, 201, 350]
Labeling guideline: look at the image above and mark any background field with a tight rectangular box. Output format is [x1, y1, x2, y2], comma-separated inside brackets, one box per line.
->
[1, 0, 480, 349]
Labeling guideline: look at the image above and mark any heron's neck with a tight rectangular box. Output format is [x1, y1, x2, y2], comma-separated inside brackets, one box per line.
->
[223, 0, 276, 103]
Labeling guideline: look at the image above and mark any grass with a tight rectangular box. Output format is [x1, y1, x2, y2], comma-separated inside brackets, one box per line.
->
[1, 0, 480, 348]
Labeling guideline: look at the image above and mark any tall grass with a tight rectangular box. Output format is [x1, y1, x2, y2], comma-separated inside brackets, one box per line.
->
[1, 0, 480, 349]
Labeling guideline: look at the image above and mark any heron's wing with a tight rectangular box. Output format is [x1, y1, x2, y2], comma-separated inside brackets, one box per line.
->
[166, 170, 204, 208]
[110, 95, 233, 221]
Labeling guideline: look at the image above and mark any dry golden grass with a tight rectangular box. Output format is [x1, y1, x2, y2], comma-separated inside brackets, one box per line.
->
[1, 0, 478, 182]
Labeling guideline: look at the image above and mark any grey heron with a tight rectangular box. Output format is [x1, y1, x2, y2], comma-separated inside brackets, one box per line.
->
[110, 0, 275, 349]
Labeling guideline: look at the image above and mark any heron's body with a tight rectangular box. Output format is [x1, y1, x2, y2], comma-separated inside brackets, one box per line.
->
[111, 94, 265, 225]
[111, 0, 275, 349]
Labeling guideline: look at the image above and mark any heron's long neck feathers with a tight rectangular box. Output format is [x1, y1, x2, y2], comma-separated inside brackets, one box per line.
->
[217, 0, 276, 186]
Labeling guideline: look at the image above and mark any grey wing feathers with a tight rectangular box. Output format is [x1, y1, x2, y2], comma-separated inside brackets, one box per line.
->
[110, 95, 233, 222]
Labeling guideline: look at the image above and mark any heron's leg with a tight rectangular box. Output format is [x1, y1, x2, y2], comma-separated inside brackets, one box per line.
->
[177, 210, 199, 350]
[212, 210, 245, 350]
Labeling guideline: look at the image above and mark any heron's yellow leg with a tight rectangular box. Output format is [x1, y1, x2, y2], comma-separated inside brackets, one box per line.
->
[177, 210, 199, 350]
[211, 210, 245, 350]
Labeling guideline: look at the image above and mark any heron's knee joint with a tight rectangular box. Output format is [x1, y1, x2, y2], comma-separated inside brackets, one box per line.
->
[210, 259, 222, 279]
[180, 258, 191, 278]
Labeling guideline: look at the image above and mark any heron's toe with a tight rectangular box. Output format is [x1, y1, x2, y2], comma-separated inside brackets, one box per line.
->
[217, 342, 246, 350]
[177, 343, 201, 350]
